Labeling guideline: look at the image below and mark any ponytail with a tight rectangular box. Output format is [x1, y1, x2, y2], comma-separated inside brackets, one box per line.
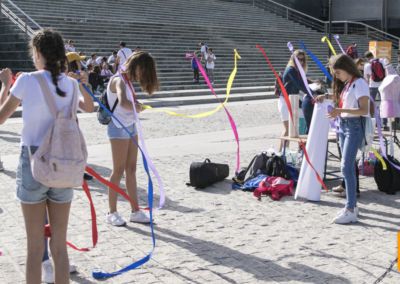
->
[31, 29, 67, 97]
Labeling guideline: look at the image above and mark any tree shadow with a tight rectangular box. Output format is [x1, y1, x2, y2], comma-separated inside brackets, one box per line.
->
[125, 226, 351, 283]
[0, 136, 20, 143]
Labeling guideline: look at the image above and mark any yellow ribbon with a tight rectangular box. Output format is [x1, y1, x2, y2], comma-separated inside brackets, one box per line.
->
[370, 146, 387, 170]
[321, 36, 337, 56]
[142, 50, 241, 118]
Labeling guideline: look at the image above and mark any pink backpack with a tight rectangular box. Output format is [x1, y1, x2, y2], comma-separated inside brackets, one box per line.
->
[29, 73, 88, 188]
[254, 176, 294, 200]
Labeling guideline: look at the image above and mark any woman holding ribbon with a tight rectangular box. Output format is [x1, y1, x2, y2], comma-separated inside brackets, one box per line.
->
[0, 29, 93, 283]
[105, 51, 159, 226]
[279, 50, 314, 151]
[316, 54, 369, 224]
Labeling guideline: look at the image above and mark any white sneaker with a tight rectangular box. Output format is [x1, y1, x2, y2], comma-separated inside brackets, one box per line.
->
[106, 212, 126, 226]
[336, 206, 359, 217]
[130, 211, 151, 224]
[41, 259, 77, 283]
[42, 259, 54, 283]
[332, 209, 358, 224]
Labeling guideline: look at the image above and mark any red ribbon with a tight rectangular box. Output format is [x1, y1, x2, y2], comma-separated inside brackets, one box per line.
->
[256, 45, 328, 192]
[339, 77, 356, 109]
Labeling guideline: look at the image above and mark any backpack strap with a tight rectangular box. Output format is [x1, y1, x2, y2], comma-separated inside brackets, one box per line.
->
[70, 81, 79, 120]
[33, 72, 58, 119]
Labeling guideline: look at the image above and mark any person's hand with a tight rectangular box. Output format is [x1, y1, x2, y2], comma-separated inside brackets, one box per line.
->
[316, 95, 325, 103]
[327, 107, 341, 119]
[135, 102, 144, 113]
[79, 71, 88, 85]
[67, 72, 80, 80]
[0, 68, 13, 86]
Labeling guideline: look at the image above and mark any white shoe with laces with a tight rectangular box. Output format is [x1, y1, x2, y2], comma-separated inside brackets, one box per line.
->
[332, 208, 358, 224]
[106, 211, 126, 226]
[336, 206, 359, 217]
[41, 259, 77, 283]
[130, 211, 151, 223]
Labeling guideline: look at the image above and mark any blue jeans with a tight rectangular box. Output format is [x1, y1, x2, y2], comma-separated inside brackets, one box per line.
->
[302, 95, 314, 134]
[338, 118, 363, 209]
[370, 87, 387, 127]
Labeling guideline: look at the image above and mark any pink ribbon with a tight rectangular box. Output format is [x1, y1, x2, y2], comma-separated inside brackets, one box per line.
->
[187, 53, 240, 173]
[333, 34, 346, 54]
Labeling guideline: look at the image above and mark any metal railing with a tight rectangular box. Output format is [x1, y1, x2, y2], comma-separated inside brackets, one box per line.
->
[253, 0, 400, 49]
[0, 0, 42, 38]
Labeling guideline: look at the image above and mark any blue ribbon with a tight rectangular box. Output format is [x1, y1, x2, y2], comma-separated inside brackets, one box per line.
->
[299, 41, 332, 83]
[79, 82, 156, 279]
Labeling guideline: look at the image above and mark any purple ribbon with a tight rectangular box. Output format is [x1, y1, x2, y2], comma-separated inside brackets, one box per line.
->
[333, 34, 346, 54]
[119, 67, 165, 209]
[287, 42, 314, 101]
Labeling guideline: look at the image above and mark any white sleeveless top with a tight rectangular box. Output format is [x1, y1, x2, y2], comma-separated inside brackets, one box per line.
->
[107, 75, 136, 128]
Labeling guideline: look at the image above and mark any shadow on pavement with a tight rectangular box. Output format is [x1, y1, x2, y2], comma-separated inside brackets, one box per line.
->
[125, 226, 351, 283]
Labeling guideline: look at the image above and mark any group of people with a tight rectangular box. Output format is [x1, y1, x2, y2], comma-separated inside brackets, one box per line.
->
[64, 40, 142, 95]
[277, 44, 399, 224]
[0, 29, 157, 283]
[191, 42, 216, 84]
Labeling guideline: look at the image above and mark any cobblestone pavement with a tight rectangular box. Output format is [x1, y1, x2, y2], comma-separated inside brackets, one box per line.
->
[0, 99, 399, 284]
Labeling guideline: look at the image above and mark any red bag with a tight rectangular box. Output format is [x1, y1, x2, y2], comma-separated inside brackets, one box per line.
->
[371, 59, 385, 82]
[254, 176, 294, 200]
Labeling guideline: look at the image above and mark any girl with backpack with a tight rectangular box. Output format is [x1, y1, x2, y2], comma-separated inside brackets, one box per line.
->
[316, 54, 370, 224]
[0, 29, 93, 283]
[105, 51, 159, 226]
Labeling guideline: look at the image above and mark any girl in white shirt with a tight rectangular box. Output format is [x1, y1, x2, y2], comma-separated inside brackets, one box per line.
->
[105, 51, 159, 226]
[317, 54, 369, 224]
[0, 29, 93, 283]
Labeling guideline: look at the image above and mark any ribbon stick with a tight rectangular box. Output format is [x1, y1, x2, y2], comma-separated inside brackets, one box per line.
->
[256, 45, 328, 192]
[299, 41, 333, 83]
[321, 36, 337, 56]
[370, 146, 387, 170]
[287, 42, 314, 101]
[333, 34, 346, 54]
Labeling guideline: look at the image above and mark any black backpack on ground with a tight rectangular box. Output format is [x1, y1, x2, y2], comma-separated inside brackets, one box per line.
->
[266, 154, 291, 180]
[188, 159, 229, 189]
[374, 156, 400, 195]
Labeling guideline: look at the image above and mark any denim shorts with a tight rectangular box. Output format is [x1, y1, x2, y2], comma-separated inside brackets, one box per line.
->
[107, 119, 138, 139]
[16, 146, 74, 204]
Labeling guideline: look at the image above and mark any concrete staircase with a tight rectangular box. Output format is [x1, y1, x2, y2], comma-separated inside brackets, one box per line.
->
[0, 0, 395, 107]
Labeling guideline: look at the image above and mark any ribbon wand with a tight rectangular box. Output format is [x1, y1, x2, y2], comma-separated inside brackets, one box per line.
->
[321, 36, 337, 56]
[333, 34, 346, 54]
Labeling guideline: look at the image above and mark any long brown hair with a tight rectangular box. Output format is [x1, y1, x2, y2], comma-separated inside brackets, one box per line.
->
[286, 49, 308, 72]
[124, 51, 159, 95]
[30, 29, 67, 97]
[330, 54, 362, 104]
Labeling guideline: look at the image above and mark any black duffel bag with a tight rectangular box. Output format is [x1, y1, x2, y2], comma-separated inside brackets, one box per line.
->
[188, 159, 229, 188]
[374, 155, 400, 195]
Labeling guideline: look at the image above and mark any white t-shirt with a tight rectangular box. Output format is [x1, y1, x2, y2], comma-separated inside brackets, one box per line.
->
[108, 55, 117, 64]
[10, 70, 84, 146]
[86, 58, 95, 66]
[364, 58, 385, 88]
[65, 45, 75, 52]
[95, 57, 103, 65]
[200, 45, 207, 56]
[101, 69, 113, 77]
[340, 77, 370, 118]
[107, 75, 135, 128]
[205, 54, 216, 69]
[117, 47, 133, 66]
